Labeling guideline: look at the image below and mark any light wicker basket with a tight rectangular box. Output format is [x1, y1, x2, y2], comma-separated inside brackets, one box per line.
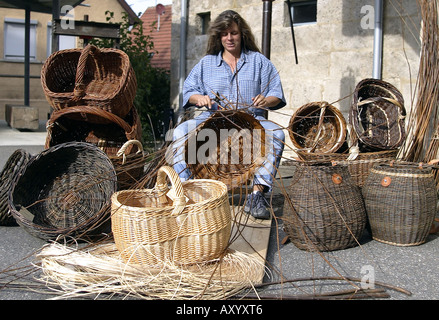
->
[111, 166, 232, 266]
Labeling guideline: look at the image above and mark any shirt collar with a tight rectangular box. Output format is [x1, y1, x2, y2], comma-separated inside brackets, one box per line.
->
[216, 50, 249, 67]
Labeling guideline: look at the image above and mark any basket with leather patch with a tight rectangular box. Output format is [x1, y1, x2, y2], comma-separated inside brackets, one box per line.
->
[41, 44, 137, 123]
[111, 166, 232, 266]
[8, 142, 117, 241]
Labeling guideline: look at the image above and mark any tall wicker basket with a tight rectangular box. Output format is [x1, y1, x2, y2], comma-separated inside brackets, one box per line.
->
[362, 161, 437, 246]
[111, 166, 232, 266]
[283, 162, 367, 251]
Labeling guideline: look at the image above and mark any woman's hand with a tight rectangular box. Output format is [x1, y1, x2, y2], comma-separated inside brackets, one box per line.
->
[190, 94, 214, 109]
[252, 95, 280, 109]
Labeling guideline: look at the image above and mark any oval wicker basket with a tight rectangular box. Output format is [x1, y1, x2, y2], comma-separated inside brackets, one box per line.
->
[0, 149, 31, 226]
[350, 78, 406, 151]
[289, 102, 347, 154]
[362, 161, 437, 246]
[283, 162, 367, 251]
[111, 166, 232, 266]
[41, 44, 137, 123]
[8, 142, 117, 241]
[184, 110, 266, 190]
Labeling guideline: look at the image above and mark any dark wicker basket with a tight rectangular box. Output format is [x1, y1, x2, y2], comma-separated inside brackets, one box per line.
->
[350, 78, 406, 151]
[8, 142, 117, 241]
[283, 162, 367, 251]
[362, 161, 437, 246]
[0, 149, 31, 226]
[184, 110, 266, 190]
[289, 102, 347, 154]
[41, 44, 137, 123]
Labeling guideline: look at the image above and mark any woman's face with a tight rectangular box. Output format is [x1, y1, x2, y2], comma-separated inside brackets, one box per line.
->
[220, 22, 241, 55]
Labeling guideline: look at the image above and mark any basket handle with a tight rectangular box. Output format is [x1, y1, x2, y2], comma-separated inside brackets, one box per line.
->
[73, 44, 101, 100]
[116, 140, 144, 165]
[154, 166, 186, 216]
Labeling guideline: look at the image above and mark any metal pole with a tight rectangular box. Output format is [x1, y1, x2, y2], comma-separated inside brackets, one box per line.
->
[286, 0, 298, 64]
[261, 0, 274, 59]
[24, 5, 30, 106]
[51, 0, 60, 53]
[178, 0, 188, 120]
[373, 0, 383, 79]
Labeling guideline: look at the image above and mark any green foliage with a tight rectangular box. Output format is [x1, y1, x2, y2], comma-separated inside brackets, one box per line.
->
[91, 11, 170, 148]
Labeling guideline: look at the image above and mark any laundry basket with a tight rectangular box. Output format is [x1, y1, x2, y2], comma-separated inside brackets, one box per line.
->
[111, 166, 232, 266]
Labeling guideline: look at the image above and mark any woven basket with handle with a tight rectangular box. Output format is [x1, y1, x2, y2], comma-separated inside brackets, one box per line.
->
[41, 44, 137, 123]
[111, 166, 232, 266]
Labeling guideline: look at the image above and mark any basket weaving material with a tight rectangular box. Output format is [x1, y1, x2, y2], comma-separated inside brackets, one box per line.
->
[289, 102, 347, 154]
[362, 162, 437, 246]
[350, 78, 406, 151]
[111, 166, 232, 266]
[0, 149, 31, 226]
[8, 142, 117, 241]
[283, 162, 367, 251]
[296, 149, 399, 188]
[41, 44, 137, 122]
[184, 110, 266, 190]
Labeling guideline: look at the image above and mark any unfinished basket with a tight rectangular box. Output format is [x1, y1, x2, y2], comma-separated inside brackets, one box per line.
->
[9, 142, 117, 241]
[350, 78, 406, 151]
[296, 149, 399, 188]
[41, 44, 137, 123]
[184, 110, 266, 190]
[362, 161, 437, 246]
[111, 166, 232, 266]
[289, 102, 347, 154]
[0, 149, 31, 226]
[283, 162, 367, 251]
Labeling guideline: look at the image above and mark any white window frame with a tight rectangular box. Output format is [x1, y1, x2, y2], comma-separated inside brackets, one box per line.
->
[4, 17, 37, 61]
[289, 0, 318, 26]
[46, 22, 77, 57]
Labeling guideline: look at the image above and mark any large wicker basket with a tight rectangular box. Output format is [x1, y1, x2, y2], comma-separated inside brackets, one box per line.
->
[350, 78, 406, 151]
[41, 44, 137, 123]
[184, 110, 266, 190]
[289, 102, 348, 154]
[362, 161, 437, 246]
[283, 162, 367, 251]
[8, 142, 117, 241]
[111, 166, 232, 266]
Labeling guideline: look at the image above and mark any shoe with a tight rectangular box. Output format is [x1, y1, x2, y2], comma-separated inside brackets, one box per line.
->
[243, 191, 271, 220]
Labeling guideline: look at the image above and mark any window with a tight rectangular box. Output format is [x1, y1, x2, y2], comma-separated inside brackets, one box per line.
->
[288, 0, 317, 26]
[4, 18, 37, 61]
[197, 12, 211, 35]
[47, 22, 77, 57]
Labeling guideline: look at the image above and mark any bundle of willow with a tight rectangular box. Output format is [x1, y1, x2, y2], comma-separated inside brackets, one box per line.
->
[36, 241, 265, 300]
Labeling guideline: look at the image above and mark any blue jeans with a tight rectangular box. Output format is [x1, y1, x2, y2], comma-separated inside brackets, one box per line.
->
[169, 110, 285, 192]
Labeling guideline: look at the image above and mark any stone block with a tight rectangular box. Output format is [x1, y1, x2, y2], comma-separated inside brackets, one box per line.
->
[5, 104, 39, 130]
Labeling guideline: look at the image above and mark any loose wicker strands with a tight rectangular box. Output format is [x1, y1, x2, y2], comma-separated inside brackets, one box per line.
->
[0, 149, 31, 226]
[362, 162, 437, 246]
[350, 78, 406, 151]
[111, 166, 232, 267]
[8, 142, 117, 241]
[296, 149, 399, 188]
[283, 162, 367, 251]
[184, 110, 266, 190]
[41, 44, 137, 123]
[289, 102, 348, 154]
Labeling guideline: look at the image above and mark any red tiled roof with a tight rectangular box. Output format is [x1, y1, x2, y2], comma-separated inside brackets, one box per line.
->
[140, 4, 172, 70]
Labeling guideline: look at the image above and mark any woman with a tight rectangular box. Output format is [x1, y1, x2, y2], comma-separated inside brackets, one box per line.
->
[171, 10, 286, 219]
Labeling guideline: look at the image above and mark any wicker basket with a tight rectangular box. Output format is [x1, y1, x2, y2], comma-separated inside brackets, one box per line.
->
[350, 78, 406, 151]
[283, 162, 367, 251]
[362, 161, 437, 246]
[41, 44, 137, 123]
[111, 166, 232, 266]
[8, 142, 117, 241]
[184, 110, 266, 190]
[112, 140, 145, 190]
[296, 149, 399, 188]
[289, 102, 348, 154]
[0, 149, 31, 226]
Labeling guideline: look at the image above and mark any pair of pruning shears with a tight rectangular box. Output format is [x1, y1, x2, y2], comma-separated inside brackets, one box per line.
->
[213, 91, 225, 110]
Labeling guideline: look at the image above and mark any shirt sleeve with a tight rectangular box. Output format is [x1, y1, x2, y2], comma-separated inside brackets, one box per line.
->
[260, 56, 286, 110]
[182, 61, 205, 109]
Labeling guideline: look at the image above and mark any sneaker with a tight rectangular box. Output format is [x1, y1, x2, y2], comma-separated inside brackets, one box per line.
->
[243, 191, 271, 220]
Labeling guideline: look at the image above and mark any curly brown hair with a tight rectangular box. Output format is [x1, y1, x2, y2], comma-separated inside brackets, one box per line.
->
[206, 10, 261, 55]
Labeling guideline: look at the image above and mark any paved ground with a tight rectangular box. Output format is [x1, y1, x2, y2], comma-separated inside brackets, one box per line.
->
[0, 119, 438, 300]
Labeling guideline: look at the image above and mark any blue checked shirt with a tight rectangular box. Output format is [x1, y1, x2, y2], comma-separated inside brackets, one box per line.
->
[183, 50, 286, 116]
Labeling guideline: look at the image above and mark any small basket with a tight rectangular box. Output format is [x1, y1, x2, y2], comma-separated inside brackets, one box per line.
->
[0, 149, 31, 226]
[41, 44, 137, 123]
[350, 78, 406, 151]
[9, 142, 117, 241]
[111, 166, 232, 266]
[296, 149, 399, 187]
[362, 161, 437, 246]
[184, 110, 266, 190]
[289, 102, 348, 154]
[283, 162, 367, 251]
